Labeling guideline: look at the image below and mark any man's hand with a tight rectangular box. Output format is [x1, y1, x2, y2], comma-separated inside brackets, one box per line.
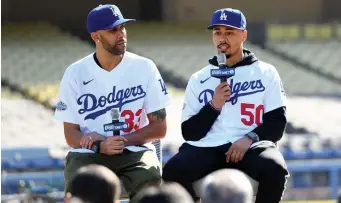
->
[80, 132, 106, 149]
[100, 136, 128, 155]
[211, 82, 231, 109]
[225, 136, 252, 163]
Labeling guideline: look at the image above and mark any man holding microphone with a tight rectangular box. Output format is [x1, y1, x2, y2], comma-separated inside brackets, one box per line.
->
[55, 4, 169, 202]
[162, 8, 289, 203]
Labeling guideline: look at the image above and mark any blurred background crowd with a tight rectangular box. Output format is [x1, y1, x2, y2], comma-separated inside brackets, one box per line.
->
[1, 0, 341, 202]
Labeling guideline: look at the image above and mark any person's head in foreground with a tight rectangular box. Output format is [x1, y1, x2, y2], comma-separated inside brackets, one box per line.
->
[87, 4, 135, 56]
[208, 8, 247, 62]
[201, 169, 253, 203]
[65, 164, 121, 203]
[134, 182, 194, 203]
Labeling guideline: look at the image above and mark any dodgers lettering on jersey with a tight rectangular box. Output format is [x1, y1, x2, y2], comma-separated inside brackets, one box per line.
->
[55, 52, 169, 153]
[182, 60, 286, 147]
[198, 79, 265, 105]
[77, 85, 147, 120]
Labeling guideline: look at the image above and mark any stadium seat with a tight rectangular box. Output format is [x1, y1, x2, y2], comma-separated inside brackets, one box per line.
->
[1, 171, 64, 196]
[1, 147, 50, 160]
[267, 40, 341, 80]
[126, 23, 341, 96]
[8, 159, 31, 170]
[30, 157, 63, 169]
[2, 22, 95, 105]
[2, 159, 11, 170]
[28, 185, 51, 194]
[310, 139, 335, 159]
[1, 147, 64, 171]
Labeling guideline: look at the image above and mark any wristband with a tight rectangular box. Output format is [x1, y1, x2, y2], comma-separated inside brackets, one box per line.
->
[245, 132, 259, 144]
[92, 140, 102, 153]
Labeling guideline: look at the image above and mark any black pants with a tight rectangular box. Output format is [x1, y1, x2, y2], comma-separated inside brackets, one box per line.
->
[162, 141, 289, 203]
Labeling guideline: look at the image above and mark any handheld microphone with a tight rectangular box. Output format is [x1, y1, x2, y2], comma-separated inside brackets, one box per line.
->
[110, 108, 120, 136]
[217, 53, 227, 83]
[211, 53, 235, 81]
[103, 108, 129, 135]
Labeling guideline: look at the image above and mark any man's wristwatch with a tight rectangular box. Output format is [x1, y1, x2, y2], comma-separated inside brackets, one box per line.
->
[92, 140, 102, 153]
[245, 132, 259, 144]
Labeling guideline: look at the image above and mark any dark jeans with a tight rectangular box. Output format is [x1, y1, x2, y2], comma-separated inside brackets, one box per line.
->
[162, 141, 289, 203]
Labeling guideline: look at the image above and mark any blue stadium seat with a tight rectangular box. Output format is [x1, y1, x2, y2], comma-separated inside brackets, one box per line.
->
[281, 143, 314, 160]
[1, 147, 65, 171]
[28, 184, 51, 194]
[2, 171, 64, 195]
[30, 158, 61, 169]
[332, 149, 341, 158]
[290, 150, 313, 160]
[8, 159, 31, 170]
[2, 159, 11, 170]
[55, 158, 65, 168]
[1, 183, 19, 194]
[311, 149, 334, 159]
[2, 147, 50, 160]
[311, 139, 335, 159]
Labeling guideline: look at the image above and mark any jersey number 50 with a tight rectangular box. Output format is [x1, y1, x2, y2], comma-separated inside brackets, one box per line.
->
[121, 109, 142, 133]
[240, 103, 264, 126]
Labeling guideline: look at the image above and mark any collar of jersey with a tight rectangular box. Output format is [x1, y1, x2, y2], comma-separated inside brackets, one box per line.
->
[92, 52, 127, 74]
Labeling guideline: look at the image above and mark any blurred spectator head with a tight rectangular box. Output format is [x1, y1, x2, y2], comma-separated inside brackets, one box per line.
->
[65, 164, 120, 203]
[201, 169, 253, 203]
[134, 182, 194, 203]
[338, 189, 341, 203]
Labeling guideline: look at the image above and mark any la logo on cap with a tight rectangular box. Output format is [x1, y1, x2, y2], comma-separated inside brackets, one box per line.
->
[110, 5, 120, 17]
[220, 11, 227, 20]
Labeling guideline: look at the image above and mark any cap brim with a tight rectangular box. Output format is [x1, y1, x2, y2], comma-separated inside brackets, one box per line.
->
[103, 19, 136, 30]
[207, 24, 245, 30]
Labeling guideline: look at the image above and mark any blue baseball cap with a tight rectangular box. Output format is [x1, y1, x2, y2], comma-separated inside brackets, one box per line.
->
[87, 4, 136, 33]
[207, 8, 246, 30]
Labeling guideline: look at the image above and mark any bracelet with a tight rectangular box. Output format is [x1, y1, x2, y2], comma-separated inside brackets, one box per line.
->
[245, 132, 259, 144]
[209, 101, 222, 111]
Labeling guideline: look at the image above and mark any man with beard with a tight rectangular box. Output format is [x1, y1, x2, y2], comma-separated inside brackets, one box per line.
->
[55, 4, 169, 202]
[162, 8, 289, 203]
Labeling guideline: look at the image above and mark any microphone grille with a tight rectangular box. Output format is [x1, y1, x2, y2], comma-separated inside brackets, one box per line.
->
[110, 108, 120, 120]
[217, 53, 226, 66]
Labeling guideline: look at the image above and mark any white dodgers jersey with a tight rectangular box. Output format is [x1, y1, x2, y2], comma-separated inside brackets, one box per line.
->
[55, 52, 170, 153]
[182, 60, 286, 147]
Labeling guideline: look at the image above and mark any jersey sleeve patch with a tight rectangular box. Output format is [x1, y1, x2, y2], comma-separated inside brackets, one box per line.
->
[56, 101, 67, 111]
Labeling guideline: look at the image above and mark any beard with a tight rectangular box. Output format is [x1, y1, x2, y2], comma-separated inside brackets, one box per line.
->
[101, 37, 126, 55]
[217, 42, 241, 59]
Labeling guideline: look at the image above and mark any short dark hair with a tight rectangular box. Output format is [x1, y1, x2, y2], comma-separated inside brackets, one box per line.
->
[134, 182, 194, 203]
[69, 164, 120, 203]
